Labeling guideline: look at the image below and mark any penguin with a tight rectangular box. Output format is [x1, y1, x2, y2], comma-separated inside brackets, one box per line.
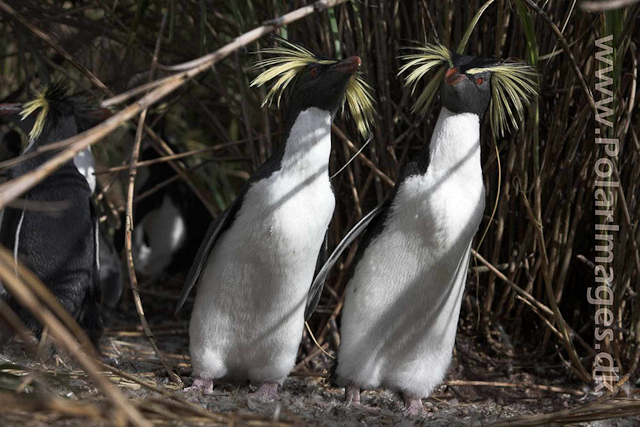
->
[73, 147, 97, 194]
[0, 130, 22, 299]
[175, 38, 375, 398]
[123, 143, 211, 283]
[97, 226, 123, 309]
[309, 44, 538, 415]
[1, 92, 123, 311]
[71, 139, 123, 309]
[0, 83, 112, 347]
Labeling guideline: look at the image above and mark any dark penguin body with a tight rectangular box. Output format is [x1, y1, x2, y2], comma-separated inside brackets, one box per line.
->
[0, 130, 23, 299]
[0, 85, 105, 346]
[176, 50, 366, 398]
[310, 48, 537, 415]
[97, 225, 122, 308]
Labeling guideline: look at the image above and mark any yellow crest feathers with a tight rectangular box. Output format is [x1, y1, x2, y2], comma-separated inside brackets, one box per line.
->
[20, 91, 49, 142]
[481, 63, 538, 137]
[251, 38, 376, 138]
[398, 43, 453, 116]
[399, 42, 539, 136]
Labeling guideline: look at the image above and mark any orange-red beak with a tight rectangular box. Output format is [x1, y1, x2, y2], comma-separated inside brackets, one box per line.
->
[331, 56, 361, 75]
[444, 67, 464, 86]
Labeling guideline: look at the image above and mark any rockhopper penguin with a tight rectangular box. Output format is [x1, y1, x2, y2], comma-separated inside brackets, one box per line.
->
[310, 44, 538, 415]
[124, 143, 211, 283]
[0, 83, 111, 347]
[175, 38, 375, 399]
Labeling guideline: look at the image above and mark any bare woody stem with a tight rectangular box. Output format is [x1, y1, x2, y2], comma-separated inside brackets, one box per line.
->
[0, 0, 349, 210]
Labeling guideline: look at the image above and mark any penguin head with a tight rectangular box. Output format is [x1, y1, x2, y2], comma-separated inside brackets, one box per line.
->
[439, 55, 496, 117]
[1, 82, 111, 150]
[251, 38, 376, 137]
[286, 56, 361, 118]
[400, 43, 538, 136]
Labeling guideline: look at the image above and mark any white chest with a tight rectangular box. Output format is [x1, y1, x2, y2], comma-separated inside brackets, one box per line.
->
[189, 108, 337, 381]
[394, 164, 484, 251]
[133, 194, 186, 277]
[391, 109, 485, 251]
[237, 108, 335, 249]
[73, 148, 96, 193]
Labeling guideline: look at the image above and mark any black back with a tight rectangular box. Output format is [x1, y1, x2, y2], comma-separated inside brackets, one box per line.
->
[0, 97, 103, 347]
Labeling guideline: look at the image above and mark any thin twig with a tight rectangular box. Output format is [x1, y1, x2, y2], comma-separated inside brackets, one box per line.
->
[520, 189, 591, 383]
[98, 362, 234, 423]
[520, 0, 596, 114]
[331, 124, 395, 187]
[0, 1, 110, 93]
[443, 380, 585, 396]
[123, 10, 182, 387]
[0, 247, 149, 426]
[581, 0, 640, 11]
[0, 0, 351, 210]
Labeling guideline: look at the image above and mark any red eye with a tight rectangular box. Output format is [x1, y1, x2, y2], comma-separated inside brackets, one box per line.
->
[476, 77, 484, 85]
[309, 66, 318, 76]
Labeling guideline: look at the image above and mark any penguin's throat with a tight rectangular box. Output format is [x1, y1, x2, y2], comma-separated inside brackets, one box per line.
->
[428, 107, 481, 174]
[281, 107, 332, 173]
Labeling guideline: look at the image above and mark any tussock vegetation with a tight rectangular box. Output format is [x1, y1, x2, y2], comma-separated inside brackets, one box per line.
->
[0, 0, 639, 425]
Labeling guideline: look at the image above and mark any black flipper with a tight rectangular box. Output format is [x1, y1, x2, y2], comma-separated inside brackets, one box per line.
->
[81, 199, 104, 348]
[304, 203, 386, 320]
[90, 200, 101, 302]
[174, 196, 242, 315]
[314, 231, 329, 277]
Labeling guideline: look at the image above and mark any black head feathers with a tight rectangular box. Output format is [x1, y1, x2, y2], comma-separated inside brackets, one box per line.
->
[251, 38, 376, 138]
[19, 82, 110, 143]
[399, 43, 538, 137]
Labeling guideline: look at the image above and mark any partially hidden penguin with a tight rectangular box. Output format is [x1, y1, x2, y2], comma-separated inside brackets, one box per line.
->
[127, 143, 211, 283]
[309, 43, 538, 415]
[175, 38, 375, 399]
[0, 83, 112, 347]
[72, 132, 123, 310]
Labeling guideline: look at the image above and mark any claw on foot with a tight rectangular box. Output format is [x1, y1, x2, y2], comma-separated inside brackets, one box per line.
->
[402, 394, 425, 417]
[182, 377, 214, 395]
[248, 381, 279, 401]
[346, 385, 361, 406]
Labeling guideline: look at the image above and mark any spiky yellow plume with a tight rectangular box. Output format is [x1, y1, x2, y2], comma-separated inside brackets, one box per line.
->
[399, 43, 539, 137]
[251, 38, 376, 138]
[468, 63, 539, 137]
[20, 91, 49, 142]
[398, 43, 453, 117]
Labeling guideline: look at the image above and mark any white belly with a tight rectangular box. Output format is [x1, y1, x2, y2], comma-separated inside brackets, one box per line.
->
[337, 139, 485, 398]
[133, 194, 186, 279]
[189, 107, 335, 383]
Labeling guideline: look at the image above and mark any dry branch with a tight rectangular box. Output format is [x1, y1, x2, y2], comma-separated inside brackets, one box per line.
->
[0, 0, 350, 209]
[0, 247, 149, 426]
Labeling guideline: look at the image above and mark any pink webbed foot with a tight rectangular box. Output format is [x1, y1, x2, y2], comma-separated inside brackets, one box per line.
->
[346, 385, 361, 406]
[248, 381, 279, 401]
[402, 394, 426, 417]
[182, 377, 214, 395]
